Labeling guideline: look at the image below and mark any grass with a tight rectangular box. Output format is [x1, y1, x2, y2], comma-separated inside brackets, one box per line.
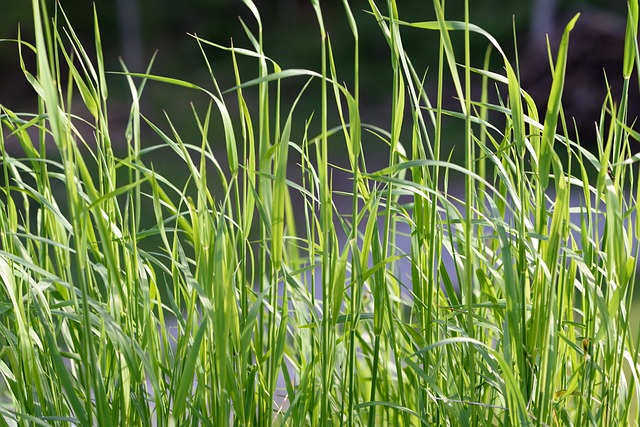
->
[1, 0, 640, 425]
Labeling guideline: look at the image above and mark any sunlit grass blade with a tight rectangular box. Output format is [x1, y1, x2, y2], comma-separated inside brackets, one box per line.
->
[538, 14, 579, 189]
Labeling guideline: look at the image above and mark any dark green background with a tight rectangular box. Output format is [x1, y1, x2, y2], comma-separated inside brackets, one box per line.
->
[0, 0, 635, 161]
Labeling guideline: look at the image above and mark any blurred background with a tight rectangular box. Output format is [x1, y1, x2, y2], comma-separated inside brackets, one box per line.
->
[0, 0, 636, 169]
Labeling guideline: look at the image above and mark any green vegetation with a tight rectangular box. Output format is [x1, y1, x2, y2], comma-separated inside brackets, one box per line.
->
[1, 0, 640, 425]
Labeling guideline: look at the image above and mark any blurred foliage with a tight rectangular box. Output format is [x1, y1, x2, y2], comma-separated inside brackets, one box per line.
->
[0, 0, 634, 150]
[1, 0, 627, 80]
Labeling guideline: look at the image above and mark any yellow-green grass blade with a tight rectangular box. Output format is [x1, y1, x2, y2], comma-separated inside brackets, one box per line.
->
[172, 317, 208, 420]
[539, 14, 579, 189]
[624, 0, 639, 79]
[271, 79, 311, 269]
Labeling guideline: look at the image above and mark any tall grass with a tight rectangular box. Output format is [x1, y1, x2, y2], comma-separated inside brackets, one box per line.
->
[1, 0, 640, 425]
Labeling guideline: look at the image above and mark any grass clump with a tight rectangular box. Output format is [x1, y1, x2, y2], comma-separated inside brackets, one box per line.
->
[1, 0, 640, 425]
